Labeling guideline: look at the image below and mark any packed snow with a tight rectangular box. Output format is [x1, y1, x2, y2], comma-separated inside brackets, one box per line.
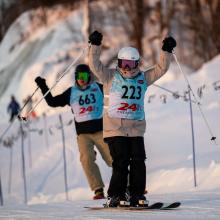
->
[0, 4, 220, 220]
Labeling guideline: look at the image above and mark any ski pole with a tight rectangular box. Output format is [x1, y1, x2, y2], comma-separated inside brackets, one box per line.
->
[21, 45, 89, 121]
[0, 87, 39, 142]
[172, 52, 217, 143]
[188, 86, 197, 187]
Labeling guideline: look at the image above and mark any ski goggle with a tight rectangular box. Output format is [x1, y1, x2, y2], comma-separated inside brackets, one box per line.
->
[76, 72, 89, 81]
[118, 59, 139, 69]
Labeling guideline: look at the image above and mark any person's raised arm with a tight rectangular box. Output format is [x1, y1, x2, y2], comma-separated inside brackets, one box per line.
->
[88, 31, 113, 83]
[145, 36, 176, 86]
[35, 77, 70, 107]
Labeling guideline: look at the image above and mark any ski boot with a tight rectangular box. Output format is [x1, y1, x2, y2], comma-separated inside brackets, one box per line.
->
[93, 188, 105, 200]
[130, 195, 149, 207]
[104, 195, 130, 207]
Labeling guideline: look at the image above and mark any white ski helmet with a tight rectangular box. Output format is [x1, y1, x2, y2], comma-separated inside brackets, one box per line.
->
[117, 47, 140, 61]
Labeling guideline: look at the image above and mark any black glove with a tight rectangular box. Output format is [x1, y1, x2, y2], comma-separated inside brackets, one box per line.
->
[88, 30, 103, 46]
[35, 76, 46, 88]
[162, 36, 177, 53]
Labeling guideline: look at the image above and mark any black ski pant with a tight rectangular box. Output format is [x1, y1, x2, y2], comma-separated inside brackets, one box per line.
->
[105, 136, 146, 198]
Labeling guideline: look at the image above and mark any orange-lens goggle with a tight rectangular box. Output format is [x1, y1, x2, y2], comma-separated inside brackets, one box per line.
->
[118, 59, 139, 69]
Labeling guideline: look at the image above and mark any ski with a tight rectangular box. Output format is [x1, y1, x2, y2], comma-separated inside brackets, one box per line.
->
[84, 202, 181, 211]
[85, 202, 163, 211]
[161, 202, 181, 210]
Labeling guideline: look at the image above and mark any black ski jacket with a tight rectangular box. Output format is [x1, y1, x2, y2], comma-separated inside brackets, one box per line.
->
[38, 82, 103, 135]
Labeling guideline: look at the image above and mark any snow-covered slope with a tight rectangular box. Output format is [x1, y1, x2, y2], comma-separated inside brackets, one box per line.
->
[1, 53, 220, 220]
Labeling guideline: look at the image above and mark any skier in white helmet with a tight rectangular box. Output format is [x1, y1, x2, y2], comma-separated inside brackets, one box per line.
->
[117, 46, 140, 78]
[88, 30, 176, 207]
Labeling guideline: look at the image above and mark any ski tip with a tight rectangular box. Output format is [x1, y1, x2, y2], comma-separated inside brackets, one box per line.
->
[162, 202, 181, 209]
[149, 202, 164, 209]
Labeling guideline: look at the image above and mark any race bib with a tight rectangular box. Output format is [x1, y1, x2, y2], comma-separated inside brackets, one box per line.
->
[108, 72, 147, 120]
[70, 83, 103, 122]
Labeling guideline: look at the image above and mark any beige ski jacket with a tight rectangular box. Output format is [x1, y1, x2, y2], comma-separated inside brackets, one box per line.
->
[89, 45, 172, 138]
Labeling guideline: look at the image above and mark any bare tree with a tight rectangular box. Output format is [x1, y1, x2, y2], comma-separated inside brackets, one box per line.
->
[117, 0, 145, 55]
[82, 0, 92, 42]
[0, 2, 5, 40]
[172, 0, 220, 68]
[206, 0, 220, 54]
